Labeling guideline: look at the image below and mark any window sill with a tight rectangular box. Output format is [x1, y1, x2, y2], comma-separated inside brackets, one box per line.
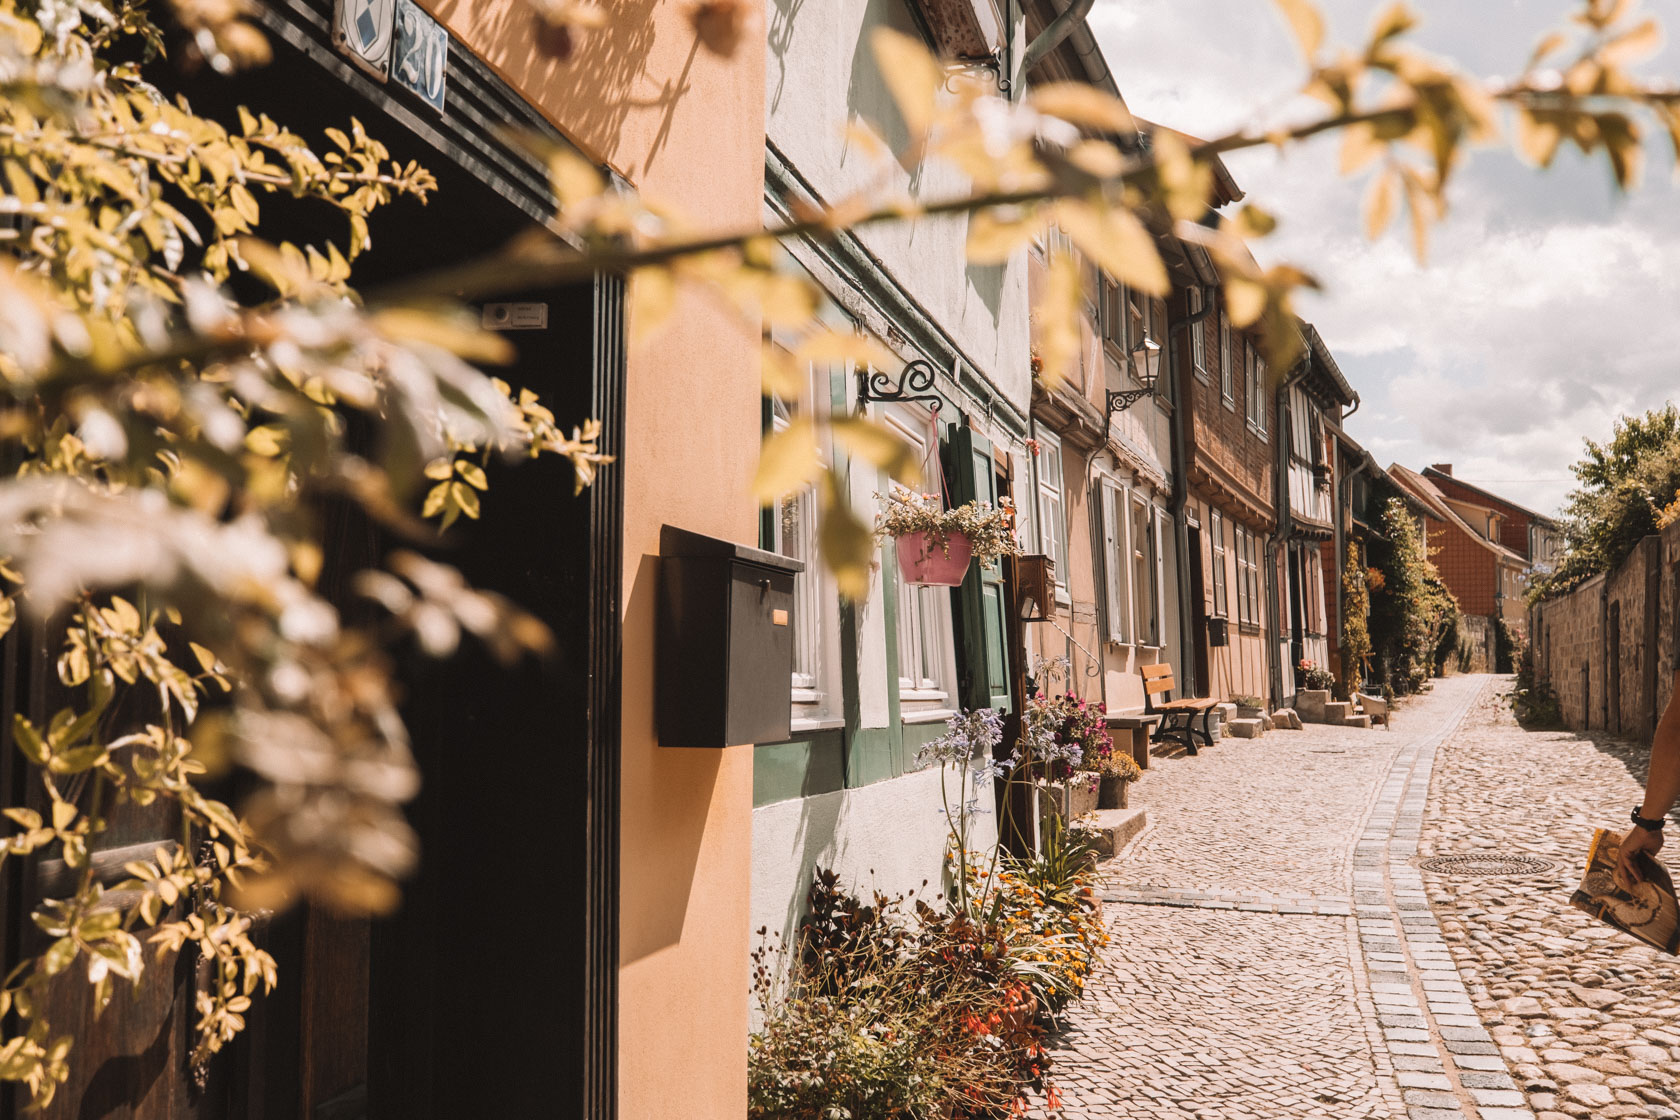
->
[790, 715, 845, 735]
[899, 687, 950, 705]
[1238, 622, 1261, 636]
[791, 687, 825, 705]
[1221, 395, 1236, 411]
[901, 707, 958, 725]
[1193, 368, 1210, 384]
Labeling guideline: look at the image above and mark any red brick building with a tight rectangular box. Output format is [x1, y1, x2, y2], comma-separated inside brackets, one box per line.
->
[1388, 464, 1528, 631]
[1421, 464, 1563, 580]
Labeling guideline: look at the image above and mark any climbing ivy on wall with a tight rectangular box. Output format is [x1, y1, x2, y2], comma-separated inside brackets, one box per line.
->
[1368, 498, 1459, 695]
[1341, 544, 1371, 694]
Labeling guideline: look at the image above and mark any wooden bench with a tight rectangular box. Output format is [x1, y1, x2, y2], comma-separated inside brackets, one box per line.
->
[1140, 663, 1219, 755]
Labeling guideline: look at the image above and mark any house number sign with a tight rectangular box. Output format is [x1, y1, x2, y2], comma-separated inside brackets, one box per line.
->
[332, 0, 448, 112]
[393, 0, 448, 112]
[332, 0, 396, 78]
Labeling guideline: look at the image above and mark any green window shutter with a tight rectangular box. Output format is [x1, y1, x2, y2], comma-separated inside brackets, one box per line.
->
[945, 426, 1013, 713]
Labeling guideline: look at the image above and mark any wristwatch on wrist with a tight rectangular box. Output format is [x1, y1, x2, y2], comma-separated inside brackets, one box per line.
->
[1631, 807, 1667, 832]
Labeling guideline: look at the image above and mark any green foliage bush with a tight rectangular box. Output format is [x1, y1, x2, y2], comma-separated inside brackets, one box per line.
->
[1510, 644, 1565, 729]
[1368, 498, 1460, 695]
[1532, 405, 1680, 602]
[750, 841, 1108, 1119]
[1341, 546, 1372, 694]
[1495, 617, 1522, 675]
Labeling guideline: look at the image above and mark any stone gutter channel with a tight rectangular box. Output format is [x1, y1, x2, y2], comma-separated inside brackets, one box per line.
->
[1353, 677, 1536, 1120]
[1099, 677, 1533, 1120]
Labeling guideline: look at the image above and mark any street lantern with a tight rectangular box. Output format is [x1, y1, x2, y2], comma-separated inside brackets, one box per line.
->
[1107, 336, 1162, 415]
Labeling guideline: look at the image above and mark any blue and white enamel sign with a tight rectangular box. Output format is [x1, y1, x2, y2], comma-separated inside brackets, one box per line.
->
[392, 0, 448, 112]
[332, 0, 395, 78]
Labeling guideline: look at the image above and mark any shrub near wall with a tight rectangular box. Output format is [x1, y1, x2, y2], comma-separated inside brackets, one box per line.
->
[1369, 498, 1460, 694]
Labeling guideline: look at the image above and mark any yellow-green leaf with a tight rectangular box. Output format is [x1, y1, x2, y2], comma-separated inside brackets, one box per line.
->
[871, 27, 941, 142]
[1034, 252, 1083, 390]
[374, 307, 515, 365]
[456, 461, 488, 489]
[819, 482, 875, 601]
[422, 482, 449, 518]
[1029, 83, 1136, 134]
[1363, 169, 1397, 239]
[449, 480, 481, 519]
[1274, 0, 1325, 59]
[1601, 18, 1661, 66]
[966, 208, 1043, 265]
[753, 417, 824, 503]
[830, 417, 922, 483]
[1051, 199, 1168, 296]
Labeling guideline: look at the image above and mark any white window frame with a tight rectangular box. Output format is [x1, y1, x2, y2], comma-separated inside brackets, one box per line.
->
[1189, 288, 1208, 381]
[1246, 346, 1270, 438]
[883, 408, 959, 714]
[766, 346, 844, 730]
[1035, 430, 1069, 604]
[1099, 273, 1127, 357]
[1099, 477, 1129, 644]
[1210, 508, 1229, 619]
[1131, 492, 1159, 647]
[1219, 314, 1235, 409]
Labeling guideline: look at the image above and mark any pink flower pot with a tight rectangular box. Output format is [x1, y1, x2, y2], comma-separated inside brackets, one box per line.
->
[895, 530, 973, 587]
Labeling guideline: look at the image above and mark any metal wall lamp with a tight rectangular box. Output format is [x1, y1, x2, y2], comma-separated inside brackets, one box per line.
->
[857, 358, 943, 415]
[1106, 336, 1162, 416]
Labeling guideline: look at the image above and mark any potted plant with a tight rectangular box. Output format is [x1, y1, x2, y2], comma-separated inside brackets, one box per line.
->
[1097, 751, 1140, 809]
[1297, 659, 1336, 692]
[1233, 693, 1265, 720]
[877, 485, 1018, 587]
[1024, 690, 1112, 821]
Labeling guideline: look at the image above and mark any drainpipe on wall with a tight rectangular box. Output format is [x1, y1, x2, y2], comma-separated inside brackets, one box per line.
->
[1022, 0, 1096, 71]
[1265, 348, 1312, 709]
[1167, 287, 1218, 697]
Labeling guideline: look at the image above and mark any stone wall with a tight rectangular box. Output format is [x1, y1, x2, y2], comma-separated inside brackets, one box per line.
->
[1531, 520, 1680, 737]
[1458, 614, 1496, 674]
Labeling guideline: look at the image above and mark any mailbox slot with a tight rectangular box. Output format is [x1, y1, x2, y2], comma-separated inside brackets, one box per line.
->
[657, 525, 804, 748]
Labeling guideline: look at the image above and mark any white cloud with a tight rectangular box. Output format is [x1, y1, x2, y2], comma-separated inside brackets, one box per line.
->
[1088, 0, 1680, 516]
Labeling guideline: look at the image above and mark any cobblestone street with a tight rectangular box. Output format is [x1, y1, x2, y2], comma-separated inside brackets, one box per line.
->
[1045, 674, 1680, 1119]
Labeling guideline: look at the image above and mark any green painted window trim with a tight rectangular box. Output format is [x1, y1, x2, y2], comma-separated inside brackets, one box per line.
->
[753, 730, 846, 807]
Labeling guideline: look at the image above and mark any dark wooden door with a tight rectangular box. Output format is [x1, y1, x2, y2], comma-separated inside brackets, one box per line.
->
[1187, 526, 1209, 697]
[946, 427, 1013, 714]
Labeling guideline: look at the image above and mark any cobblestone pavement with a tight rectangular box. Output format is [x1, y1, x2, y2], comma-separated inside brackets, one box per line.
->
[1046, 674, 1491, 1119]
[1422, 679, 1680, 1120]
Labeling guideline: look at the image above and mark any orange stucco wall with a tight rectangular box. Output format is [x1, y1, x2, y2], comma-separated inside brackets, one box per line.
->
[418, 5, 765, 1117]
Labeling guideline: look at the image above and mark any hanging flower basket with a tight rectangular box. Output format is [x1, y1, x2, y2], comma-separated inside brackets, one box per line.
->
[875, 485, 1019, 588]
[896, 529, 973, 586]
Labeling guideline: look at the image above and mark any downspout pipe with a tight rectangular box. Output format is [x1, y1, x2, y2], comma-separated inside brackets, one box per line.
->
[1167, 287, 1219, 698]
[1265, 345, 1312, 709]
[1023, 0, 1096, 72]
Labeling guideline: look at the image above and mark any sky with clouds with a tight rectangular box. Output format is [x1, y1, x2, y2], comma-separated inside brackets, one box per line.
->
[1088, 0, 1680, 517]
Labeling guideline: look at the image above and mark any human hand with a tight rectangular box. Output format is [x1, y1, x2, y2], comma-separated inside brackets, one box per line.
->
[1618, 826, 1664, 886]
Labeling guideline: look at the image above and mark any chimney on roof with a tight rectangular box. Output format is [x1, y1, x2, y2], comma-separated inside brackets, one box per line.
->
[1430, 463, 1453, 477]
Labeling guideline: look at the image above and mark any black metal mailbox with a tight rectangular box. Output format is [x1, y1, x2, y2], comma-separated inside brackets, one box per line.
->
[657, 525, 805, 748]
[1207, 616, 1229, 647]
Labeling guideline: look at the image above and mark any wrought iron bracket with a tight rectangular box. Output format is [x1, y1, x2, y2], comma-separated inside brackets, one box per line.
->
[1106, 388, 1153, 415]
[857, 359, 943, 414]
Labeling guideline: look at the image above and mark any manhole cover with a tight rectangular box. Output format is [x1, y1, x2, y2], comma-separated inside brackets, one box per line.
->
[1418, 854, 1554, 877]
